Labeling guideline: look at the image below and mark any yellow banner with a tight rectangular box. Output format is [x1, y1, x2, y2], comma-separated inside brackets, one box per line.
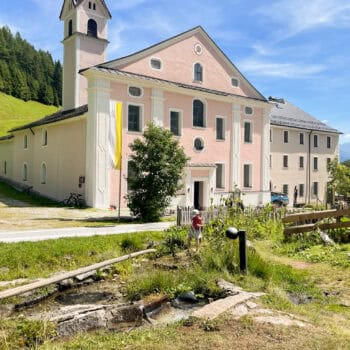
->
[115, 102, 122, 170]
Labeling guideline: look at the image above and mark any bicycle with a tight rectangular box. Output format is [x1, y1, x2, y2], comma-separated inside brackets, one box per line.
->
[62, 193, 85, 208]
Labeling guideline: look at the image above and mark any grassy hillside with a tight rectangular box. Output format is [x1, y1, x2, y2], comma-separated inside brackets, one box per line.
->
[0, 92, 59, 137]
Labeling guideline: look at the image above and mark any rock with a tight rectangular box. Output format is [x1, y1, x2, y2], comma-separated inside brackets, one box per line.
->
[319, 231, 335, 246]
[246, 301, 258, 309]
[177, 291, 198, 303]
[0, 278, 29, 288]
[0, 267, 10, 274]
[217, 279, 242, 295]
[192, 291, 264, 320]
[339, 299, 350, 307]
[231, 303, 249, 318]
[254, 315, 306, 327]
[58, 278, 74, 289]
[0, 304, 14, 317]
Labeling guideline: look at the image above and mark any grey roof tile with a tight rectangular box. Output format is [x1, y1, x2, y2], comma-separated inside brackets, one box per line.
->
[269, 97, 341, 134]
[9, 105, 88, 132]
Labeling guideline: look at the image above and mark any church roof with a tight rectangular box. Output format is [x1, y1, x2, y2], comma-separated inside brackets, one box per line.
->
[269, 97, 341, 134]
[0, 135, 14, 141]
[59, 0, 112, 19]
[9, 105, 88, 132]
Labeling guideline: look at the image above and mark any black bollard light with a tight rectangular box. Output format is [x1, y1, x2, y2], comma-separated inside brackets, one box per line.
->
[225, 227, 247, 274]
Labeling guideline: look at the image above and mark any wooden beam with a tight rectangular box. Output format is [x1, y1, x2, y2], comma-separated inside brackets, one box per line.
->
[283, 208, 350, 223]
[284, 221, 350, 236]
[0, 249, 156, 300]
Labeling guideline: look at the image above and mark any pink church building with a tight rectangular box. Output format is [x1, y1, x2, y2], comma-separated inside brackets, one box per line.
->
[0, 0, 271, 210]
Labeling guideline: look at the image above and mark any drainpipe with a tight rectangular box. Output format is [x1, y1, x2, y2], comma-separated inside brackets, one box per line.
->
[307, 130, 313, 204]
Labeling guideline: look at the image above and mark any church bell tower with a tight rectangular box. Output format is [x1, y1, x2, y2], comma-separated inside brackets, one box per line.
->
[59, 0, 111, 110]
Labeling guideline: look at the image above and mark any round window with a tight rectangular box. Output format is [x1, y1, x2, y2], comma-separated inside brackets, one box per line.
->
[245, 106, 253, 115]
[194, 43, 203, 55]
[128, 86, 142, 97]
[194, 137, 204, 151]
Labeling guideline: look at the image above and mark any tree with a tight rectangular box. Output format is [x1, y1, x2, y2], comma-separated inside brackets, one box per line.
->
[328, 158, 350, 197]
[342, 159, 350, 168]
[126, 123, 189, 222]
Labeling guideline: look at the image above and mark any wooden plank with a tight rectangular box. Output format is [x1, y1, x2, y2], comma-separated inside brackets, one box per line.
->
[283, 208, 350, 223]
[284, 221, 350, 236]
[0, 249, 156, 300]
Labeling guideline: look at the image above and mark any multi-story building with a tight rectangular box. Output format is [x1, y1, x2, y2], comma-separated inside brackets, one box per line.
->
[0, 0, 272, 210]
[269, 97, 341, 205]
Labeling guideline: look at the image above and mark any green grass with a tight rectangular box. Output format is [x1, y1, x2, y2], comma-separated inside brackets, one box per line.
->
[0, 181, 59, 206]
[0, 232, 164, 282]
[0, 92, 59, 137]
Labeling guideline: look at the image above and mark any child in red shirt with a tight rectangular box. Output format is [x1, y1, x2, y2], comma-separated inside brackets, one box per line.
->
[188, 209, 203, 251]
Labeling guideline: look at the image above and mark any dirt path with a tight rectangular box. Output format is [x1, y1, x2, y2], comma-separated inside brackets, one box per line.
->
[0, 195, 123, 231]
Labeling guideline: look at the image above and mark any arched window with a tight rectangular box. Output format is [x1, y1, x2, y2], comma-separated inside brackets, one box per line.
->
[23, 163, 28, 182]
[68, 20, 73, 37]
[87, 19, 97, 37]
[193, 99, 205, 127]
[41, 163, 47, 184]
[194, 63, 203, 82]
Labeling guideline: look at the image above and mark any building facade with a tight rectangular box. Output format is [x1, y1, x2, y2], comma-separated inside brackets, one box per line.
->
[269, 97, 341, 205]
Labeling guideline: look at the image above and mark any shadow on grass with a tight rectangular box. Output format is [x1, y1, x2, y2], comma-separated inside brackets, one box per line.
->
[32, 216, 140, 226]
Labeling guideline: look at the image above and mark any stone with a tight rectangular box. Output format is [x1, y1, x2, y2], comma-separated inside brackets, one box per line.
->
[75, 270, 97, 281]
[231, 303, 249, 318]
[246, 301, 258, 309]
[254, 315, 306, 327]
[217, 279, 242, 295]
[192, 292, 264, 320]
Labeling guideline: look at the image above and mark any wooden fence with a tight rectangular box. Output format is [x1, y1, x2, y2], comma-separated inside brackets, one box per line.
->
[283, 208, 350, 237]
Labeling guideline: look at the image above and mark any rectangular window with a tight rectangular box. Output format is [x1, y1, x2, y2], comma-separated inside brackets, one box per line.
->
[283, 130, 288, 143]
[170, 111, 181, 136]
[300, 133, 304, 145]
[216, 117, 225, 140]
[313, 157, 318, 170]
[299, 184, 304, 197]
[216, 163, 224, 189]
[269, 155, 272, 168]
[244, 122, 252, 143]
[327, 158, 331, 169]
[313, 182, 319, 196]
[127, 160, 137, 191]
[3, 161, 7, 175]
[243, 164, 252, 188]
[327, 136, 331, 149]
[313, 134, 318, 147]
[283, 184, 289, 195]
[283, 155, 288, 168]
[24, 135, 28, 149]
[270, 129, 272, 142]
[128, 105, 142, 132]
[299, 156, 304, 169]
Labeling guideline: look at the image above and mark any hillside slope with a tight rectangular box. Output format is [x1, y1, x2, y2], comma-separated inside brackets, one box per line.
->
[0, 92, 59, 137]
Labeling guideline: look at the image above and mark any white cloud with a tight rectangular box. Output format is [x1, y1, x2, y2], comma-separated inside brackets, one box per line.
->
[238, 58, 325, 78]
[257, 0, 350, 40]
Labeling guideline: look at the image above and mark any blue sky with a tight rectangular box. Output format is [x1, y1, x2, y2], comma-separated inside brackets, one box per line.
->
[1, 0, 350, 144]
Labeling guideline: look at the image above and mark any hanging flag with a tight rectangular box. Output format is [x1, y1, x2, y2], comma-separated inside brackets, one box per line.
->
[109, 101, 123, 169]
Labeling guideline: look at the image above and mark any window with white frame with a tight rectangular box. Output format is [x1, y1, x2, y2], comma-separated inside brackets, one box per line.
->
[128, 104, 142, 132]
[194, 137, 204, 151]
[313, 156, 318, 170]
[327, 136, 331, 149]
[283, 155, 288, 168]
[216, 163, 224, 189]
[127, 160, 137, 192]
[283, 130, 289, 143]
[24, 134, 28, 149]
[170, 110, 181, 136]
[41, 163, 47, 184]
[299, 184, 304, 197]
[23, 163, 28, 181]
[150, 58, 162, 70]
[299, 156, 304, 169]
[313, 182, 319, 196]
[282, 184, 289, 195]
[193, 99, 205, 127]
[194, 63, 203, 82]
[243, 164, 252, 188]
[313, 134, 318, 147]
[128, 86, 143, 97]
[300, 132, 304, 145]
[244, 121, 252, 143]
[245, 106, 253, 115]
[216, 117, 225, 140]
[231, 77, 239, 87]
[42, 130, 48, 146]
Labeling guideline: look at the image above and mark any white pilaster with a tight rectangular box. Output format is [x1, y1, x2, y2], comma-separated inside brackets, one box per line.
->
[261, 108, 271, 191]
[151, 88, 164, 126]
[230, 103, 241, 191]
[85, 77, 111, 208]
